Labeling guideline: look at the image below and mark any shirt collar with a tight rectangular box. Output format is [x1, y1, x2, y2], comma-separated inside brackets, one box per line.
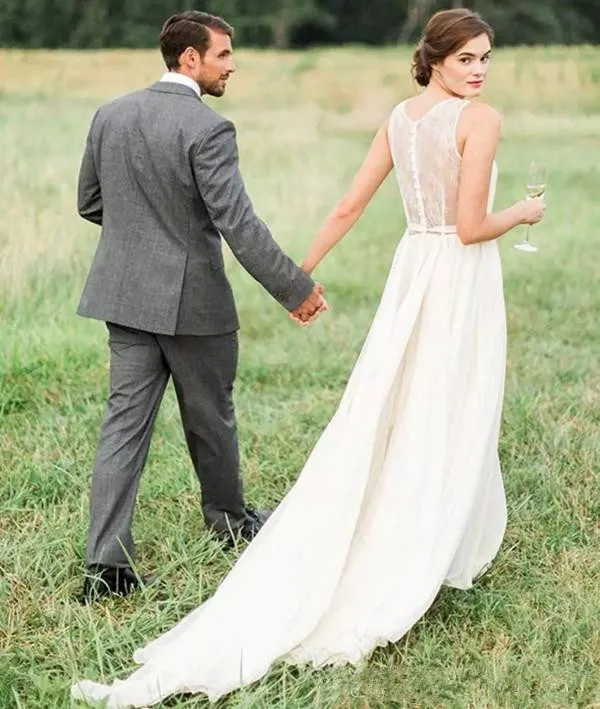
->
[159, 72, 201, 97]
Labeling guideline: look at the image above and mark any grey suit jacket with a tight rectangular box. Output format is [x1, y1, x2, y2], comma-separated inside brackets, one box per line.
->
[77, 81, 314, 335]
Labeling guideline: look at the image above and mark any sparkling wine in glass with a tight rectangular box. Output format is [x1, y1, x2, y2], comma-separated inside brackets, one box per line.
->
[514, 161, 547, 253]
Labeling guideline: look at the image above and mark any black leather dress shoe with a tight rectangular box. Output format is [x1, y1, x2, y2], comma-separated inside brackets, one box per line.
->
[213, 507, 273, 547]
[246, 507, 272, 527]
[79, 564, 156, 604]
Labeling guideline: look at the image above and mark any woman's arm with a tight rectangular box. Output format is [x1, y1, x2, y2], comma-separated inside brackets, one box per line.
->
[300, 119, 393, 275]
[456, 103, 545, 245]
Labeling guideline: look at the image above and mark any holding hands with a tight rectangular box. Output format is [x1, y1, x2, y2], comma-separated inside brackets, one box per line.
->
[289, 283, 328, 326]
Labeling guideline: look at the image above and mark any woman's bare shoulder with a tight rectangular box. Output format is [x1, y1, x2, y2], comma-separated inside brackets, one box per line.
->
[462, 101, 502, 131]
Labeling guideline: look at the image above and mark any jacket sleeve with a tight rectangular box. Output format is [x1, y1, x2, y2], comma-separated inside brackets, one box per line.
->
[191, 119, 314, 311]
[77, 111, 103, 226]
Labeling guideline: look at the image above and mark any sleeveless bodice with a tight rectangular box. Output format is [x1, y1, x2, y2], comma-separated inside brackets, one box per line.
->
[387, 97, 497, 234]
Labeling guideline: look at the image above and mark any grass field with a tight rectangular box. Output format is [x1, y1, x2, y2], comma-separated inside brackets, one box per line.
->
[1, 46, 599, 708]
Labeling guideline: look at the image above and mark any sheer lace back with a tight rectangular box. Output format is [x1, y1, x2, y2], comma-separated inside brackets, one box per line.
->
[388, 97, 496, 234]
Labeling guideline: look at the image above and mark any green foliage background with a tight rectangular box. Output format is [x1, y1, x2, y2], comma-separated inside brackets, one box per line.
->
[1, 0, 599, 49]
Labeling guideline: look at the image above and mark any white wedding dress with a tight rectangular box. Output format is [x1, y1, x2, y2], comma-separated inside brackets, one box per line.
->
[72, 97, 507, 707]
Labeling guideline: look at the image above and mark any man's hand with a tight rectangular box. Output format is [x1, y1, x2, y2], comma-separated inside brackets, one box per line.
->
[289, 284, 328, 326]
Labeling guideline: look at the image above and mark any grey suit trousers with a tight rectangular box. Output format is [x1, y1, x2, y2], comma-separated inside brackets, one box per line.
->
[86, 322, 245, 567]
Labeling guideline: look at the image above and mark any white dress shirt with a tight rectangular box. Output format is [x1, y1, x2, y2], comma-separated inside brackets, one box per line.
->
[159, 71, 201, 97]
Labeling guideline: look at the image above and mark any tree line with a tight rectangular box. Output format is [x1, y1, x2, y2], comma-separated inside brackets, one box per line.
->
[1, 0, 598, 49]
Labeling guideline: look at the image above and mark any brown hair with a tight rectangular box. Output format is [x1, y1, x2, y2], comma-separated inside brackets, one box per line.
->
[412, 9, 494, 87]
[159, 11, 234, 70]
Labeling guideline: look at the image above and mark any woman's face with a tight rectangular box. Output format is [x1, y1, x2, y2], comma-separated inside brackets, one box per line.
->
[433, 33, 492, 98]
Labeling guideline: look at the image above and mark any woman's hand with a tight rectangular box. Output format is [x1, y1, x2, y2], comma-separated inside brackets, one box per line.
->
[517, 197, 546, 226]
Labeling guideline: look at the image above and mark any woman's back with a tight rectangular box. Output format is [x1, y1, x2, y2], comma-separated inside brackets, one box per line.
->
[388, 96, 496, 234]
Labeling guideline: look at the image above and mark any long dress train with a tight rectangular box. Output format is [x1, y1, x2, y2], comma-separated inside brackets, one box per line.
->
[72, 96, 507, 707]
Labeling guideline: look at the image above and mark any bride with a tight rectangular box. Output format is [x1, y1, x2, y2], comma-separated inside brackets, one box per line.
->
[72, 8, 546, 706]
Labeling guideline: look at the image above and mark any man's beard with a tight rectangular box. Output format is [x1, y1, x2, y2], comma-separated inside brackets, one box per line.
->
[200, 79, 226, 97]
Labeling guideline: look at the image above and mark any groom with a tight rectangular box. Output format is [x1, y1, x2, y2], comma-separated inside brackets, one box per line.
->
[76, 10, 326, 602]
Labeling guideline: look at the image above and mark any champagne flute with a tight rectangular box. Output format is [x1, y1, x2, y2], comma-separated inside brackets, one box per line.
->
[514, 160, 547, 253]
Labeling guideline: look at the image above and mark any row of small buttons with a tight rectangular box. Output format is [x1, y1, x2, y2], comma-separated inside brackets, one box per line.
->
[408, 124, 427, 227]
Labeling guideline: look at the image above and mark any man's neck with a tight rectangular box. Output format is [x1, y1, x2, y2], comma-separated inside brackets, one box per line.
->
[170, 69, 192, 79]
